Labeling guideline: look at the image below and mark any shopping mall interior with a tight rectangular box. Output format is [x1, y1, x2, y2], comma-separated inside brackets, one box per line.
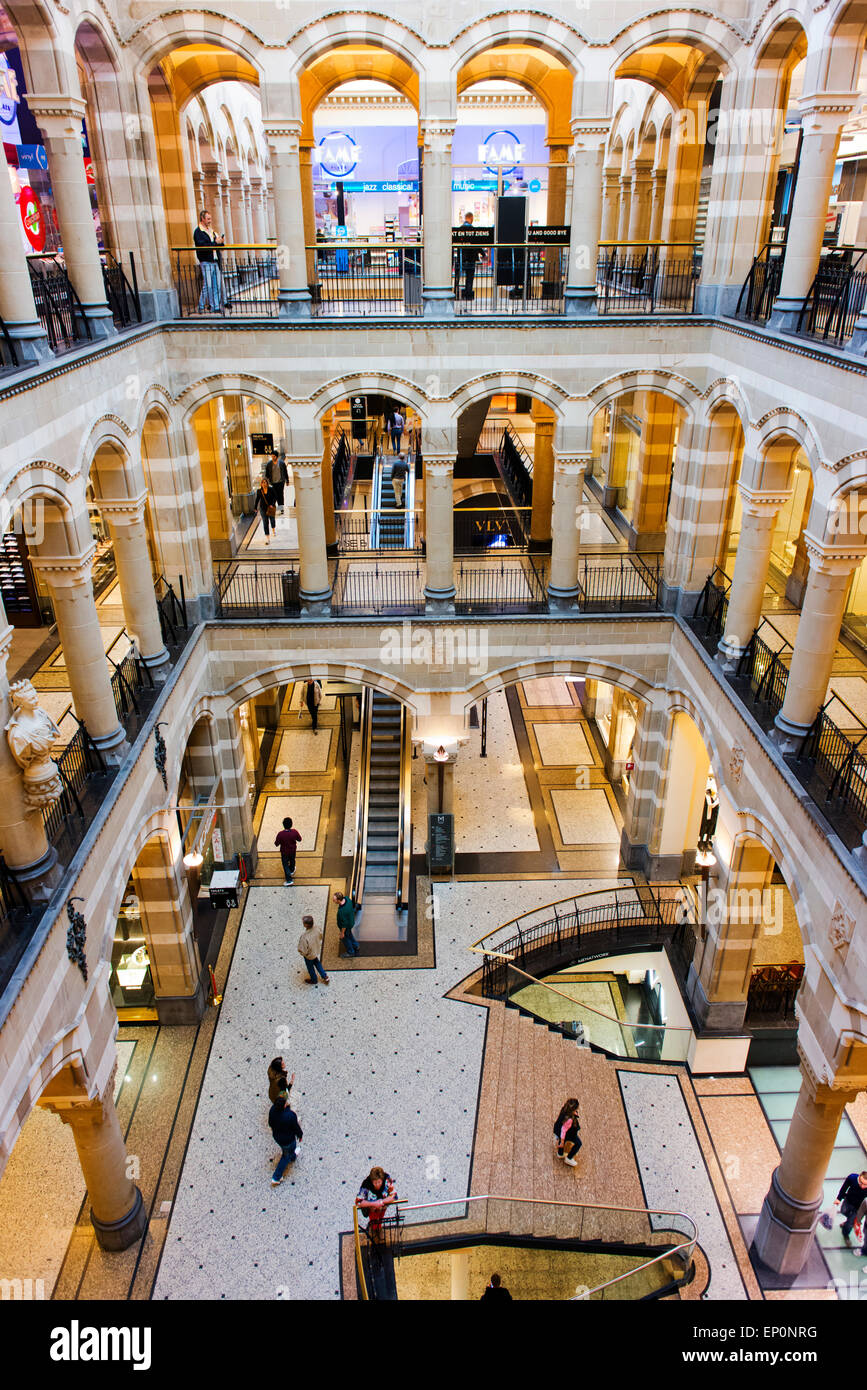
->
[0, 0, 866, 1311]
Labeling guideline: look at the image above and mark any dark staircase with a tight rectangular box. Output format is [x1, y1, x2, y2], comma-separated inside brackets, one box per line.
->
[365, 692, 402, 894]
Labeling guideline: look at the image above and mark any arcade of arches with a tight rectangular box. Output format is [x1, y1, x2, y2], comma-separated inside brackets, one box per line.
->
[1, 0, 867, 1314]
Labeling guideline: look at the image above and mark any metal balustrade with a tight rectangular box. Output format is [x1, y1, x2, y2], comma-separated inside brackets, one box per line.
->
[745, 962, 804, 1022]
[451, 242, 568, 314]
[309, 241, 422, 317]
[797, 249, 867, 348]
[596, 244, 698, 314]
[173, 245, 280, 317]
[734, 242, 786, 325]
[331, 561, 425, 616]
[577, 554, 662, 612]
[454, 557, 547, 614]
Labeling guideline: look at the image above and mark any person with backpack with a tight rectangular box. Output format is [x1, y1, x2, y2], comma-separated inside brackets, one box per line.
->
[390, 455, 408, 509]
[333, 890, 360, 956]
[304, 677, 322, 732]
[269, 1091, 303, 1186]
[553, 1098, 582, 1165]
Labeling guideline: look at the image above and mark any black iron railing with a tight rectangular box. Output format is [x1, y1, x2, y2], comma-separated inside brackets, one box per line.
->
[796, 249, 867, 348]
[734, 242, 786, 325]
[577, 554, 662, 612]
[745, 962, 803, 1022]
[797, 695, 867, 832]
[155, 574, 188, 644]
[498, 426, 533, 509]
[42, 721, 108, 854]
[596, 245, 697, 314]
[102, 251, 141, 329]
[215, 563, 301, 617]
[173, 245, 280, 318]
[332, 429, 351, 508]
[692, 567, 731, 646]
[108, 638, 155, 723]
[331, 561, 425, 616]
[28, 255, 89, 351]
[454, 557, 547, 614]
[451, 242, 568, 314]
[735, 622, 791, 719]
[310, 242, 422, 317]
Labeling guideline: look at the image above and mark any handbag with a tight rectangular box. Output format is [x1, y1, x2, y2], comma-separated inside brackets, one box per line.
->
[267, 504, 276, 518]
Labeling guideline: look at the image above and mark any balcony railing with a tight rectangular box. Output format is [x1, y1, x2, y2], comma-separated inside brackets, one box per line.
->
[453, 505, 530, 553]
[577, 554, 662, 612]
[331, 560, 425, 616]
[335, 509, 423, 554]
[173, 245, 280, 318]
[28, 254, 87, 352]
[309, 241, 422, 317]
[596, 244, 698, 314]
[745, 962, 804, 1023]
[332, 429, 351, 509]
[734, 241, 786, 326]
[691, 567, 731, 650]
[454, 557, 547, 614]
[796, 248, 867, 348]
[451, 241, 568, 315]
[102, 251, 142, 329]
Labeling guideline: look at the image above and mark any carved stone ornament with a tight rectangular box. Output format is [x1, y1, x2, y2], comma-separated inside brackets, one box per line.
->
[5, 679, 63, 811]
[829, 900, 855, 953]
[729, 743, 745, 785]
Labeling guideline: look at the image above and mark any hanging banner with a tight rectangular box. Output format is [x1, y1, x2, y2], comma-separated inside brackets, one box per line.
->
[527, 225, 570, 244]
[18, 185, 45, 250]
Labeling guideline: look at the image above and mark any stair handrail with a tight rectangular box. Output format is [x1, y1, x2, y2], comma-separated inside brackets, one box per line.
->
[491, 957, 692, 1036]
[469, 882, 693, 956]
[369, 447, 384, 550]
[349, 688, 373, 907]
[354, 1192, 697, 1302]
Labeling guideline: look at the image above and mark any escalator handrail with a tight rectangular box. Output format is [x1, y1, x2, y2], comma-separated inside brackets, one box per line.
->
[396, 702, 413, 910]
[349, 688, 373, 907]
[403, 447, 416, 550]
[370, 448, 384, 550]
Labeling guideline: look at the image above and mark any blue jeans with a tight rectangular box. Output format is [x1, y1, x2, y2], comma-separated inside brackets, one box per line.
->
[304, 956, 328, 982]
[281, 854, 295, 883]
[391, 429, 402, 454]
[842, 1202, 860, 1238]
[341, 928, 360, 956]
[273, 1141, 297, 1180]
[198, 261, 223, 311]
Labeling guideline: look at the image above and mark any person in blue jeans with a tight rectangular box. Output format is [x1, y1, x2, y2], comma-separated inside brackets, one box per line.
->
[297, 915, 330, 984]
[836, 1170, 867, 1239]
[333, 891, 360, 955]
[390, 409, 404, 455]
[269, 1092, 303, 1186]
[193, 210, 224, 312]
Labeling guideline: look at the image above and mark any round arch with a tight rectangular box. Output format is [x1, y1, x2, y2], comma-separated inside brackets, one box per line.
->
[312, 373, 430, 423]
[450, 372, 568, 418]
[587, 369, 701, 416]
[225, 663, 420, 717]
[702, 377, 752, 435]
[449, 13, 586, 76]
[728, 813, 813, 945]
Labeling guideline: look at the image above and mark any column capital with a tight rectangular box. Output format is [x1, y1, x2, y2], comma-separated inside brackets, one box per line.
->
[419, 118, 456, 153]
[423, 454, 454, 478]
[24, 93, 87, 135]
[553, 452, 590, 475]
[263, 119, 302, 155]
[797, 1048, 862, 1104]
[737, 483, 791, 517]
[629, 157, 654, 177]
[97, 493, 148, 525]
[287, 456, 321, 478]
[797, 91, 860, 137]
[0, 621, 13, 666]
[569, 118, 610, 152]
[803, 533, 867, 576]
[545, 141, 571, 162]
[30, 544, 96, 587]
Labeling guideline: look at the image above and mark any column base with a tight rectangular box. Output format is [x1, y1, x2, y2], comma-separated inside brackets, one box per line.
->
[685, 964, 748, 1032]
[619, 829, 689, 881]
[277, 290, 311, 319]
[694, 283, 743, 318]
[546, 584, 579, 613]
[138, 287, 177, 323]
[423, 289, 455, 318]
[298, 588, 331, 617]
[91, 724, 130, 767]
[752, 1166, 821, 1277]
[849, 316, 867, 354]
[658, 581, 705, 616]
[91, 1185, 148, 1252]
[10, 844, 63, 903]
[715, 636, 745, 674]
[155, 975, 207, 1025]
[6, 321, 53, 364]
[563, 289, 598, 318]
[766, 297, 805, 334]
[424, 587, 456, 616]
[79, 305, 117, 340]
[771, 711, 812, 756]
[141, 646, 171, 679]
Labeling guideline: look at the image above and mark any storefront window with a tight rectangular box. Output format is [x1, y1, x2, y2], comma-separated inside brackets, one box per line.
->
[109, 878, 157, 1022]
[769, 463, 810, 577]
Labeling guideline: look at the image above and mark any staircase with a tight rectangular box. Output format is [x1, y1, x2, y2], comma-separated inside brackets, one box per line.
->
[364, 692, 402, 894]
[377, 458, 405, 549]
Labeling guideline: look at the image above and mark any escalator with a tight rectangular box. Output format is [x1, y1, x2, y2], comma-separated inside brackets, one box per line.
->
[350, 689, 412, 931]
[370, 447, 416, 550]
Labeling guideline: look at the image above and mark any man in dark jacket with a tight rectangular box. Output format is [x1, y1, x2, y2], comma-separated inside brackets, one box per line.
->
[454, 213, 481, 300]
[193, 210, 224, 313]
[836, 1170, 867, 1239]
[480, 1273, 512, 1301]
[269, 1093, 303, 1186]
[333, 890, 360, 956]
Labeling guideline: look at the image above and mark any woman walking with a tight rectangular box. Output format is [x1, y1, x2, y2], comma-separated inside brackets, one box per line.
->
[267, 1056, 295, 1103]
[304, 677, 322, 733]
[255, 474, 277, 546]
[554, 1098, 582, 1166]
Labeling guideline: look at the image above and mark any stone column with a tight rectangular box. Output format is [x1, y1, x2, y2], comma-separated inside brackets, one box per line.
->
[773, 541, 867, 749]
[219, 175, 235, 245]
[686, 837, 774, 1030]
[299, 144, 317, 290]
[615, 176, 632, 246]
[648, 169, 667, 244]
[599, 170, 620, 245]
[627, 159, 654, 245]
[30, 548, 128, 764]
[0, 162, 52, 362]
[98, 496, 170, 675]
[263, 120, 312, 317]
[249, 177, 268, 243]
[26, 96, 115, 338]
[754, 1064, 859, 1275]
[530, 404, 555, 550]
[229, 173, 249, 244]
[420, 119, 456, 317]
[133, 833, 204, 1023]
[423, 455, 455, 611]
[543, 142, 569, 293]
[717, 487, 790, 668]
[547, 453, 586, 610]
[660, 111, 704, 247]
[769, 92, 858, 332]
[321, 420, 338, 554]
[291, 458, 331, 611]
[629, 391, 679, 550]
[43, 1074, 148, 1251]
[200, 162, 222, 231]
[0, 618, 61, 900]
[564, 120, 608, 316]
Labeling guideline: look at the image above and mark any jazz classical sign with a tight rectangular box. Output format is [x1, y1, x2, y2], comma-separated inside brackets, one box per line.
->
[478, 130, 525, 174]
[315, 130, 359, 179]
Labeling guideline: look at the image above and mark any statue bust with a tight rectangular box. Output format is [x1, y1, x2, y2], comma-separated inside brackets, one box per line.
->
[6, 679, 63, 811]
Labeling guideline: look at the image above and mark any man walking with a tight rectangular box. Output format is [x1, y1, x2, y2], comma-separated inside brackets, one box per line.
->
[390, 455, 408, 509]
[298, 914, 330, 985]
[304, 677, 322, 733]
[836, 1169, 867, 1241]
[390, 408, 404, 456]
[333, 890, 360, 956]
[274, 816, 301, 885]
[269, 1091, 303, 1186]
[193, 209, 224, 313]
[453, 212, 481, 301]
[266, 452, 287, 513]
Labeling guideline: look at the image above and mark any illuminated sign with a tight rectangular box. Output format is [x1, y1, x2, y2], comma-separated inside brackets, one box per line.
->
[17, 143, 48, 170]
[478, 130, 525, 174]
[316, 131, 358, 179]
[336, 180, 417, 193]
[0, 62, 18, 125]
[18, 185, 46, 251]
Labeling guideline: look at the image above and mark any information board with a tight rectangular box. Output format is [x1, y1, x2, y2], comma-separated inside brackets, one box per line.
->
[250, 433, 274, 455]
[428, 813, 454, 871]
[527, 225, 570, 245]
[451, 226, 494, 245]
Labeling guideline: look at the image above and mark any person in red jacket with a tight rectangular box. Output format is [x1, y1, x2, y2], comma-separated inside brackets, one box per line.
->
[274, 816, 301, 885]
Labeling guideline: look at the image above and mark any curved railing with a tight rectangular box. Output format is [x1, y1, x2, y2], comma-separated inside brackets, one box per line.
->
[353, 1193, 697, 1301]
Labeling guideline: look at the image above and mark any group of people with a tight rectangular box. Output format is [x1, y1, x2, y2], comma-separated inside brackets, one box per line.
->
[254, 452, 290, 545]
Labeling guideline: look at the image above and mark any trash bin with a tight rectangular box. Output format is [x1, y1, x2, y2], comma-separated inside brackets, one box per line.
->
[282, 568, 300, 613]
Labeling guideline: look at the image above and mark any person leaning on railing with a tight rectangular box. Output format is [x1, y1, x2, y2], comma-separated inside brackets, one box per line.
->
[193, 210, 225, 313]
[355, 1167, 398, 1242]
